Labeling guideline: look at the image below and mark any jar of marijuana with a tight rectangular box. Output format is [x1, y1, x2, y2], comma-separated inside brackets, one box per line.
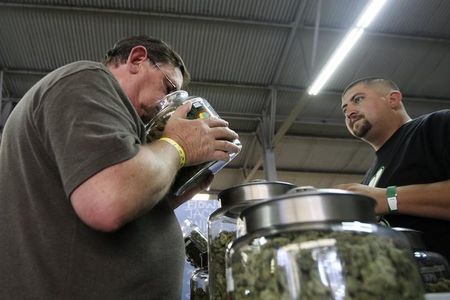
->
[190, 267, 209, 300]
[145, 90, 242, 196]
[182, 219, 208, 269]
[393, 227, 450, 293]
[227, 188, 425, 300]
[207, 180, 296, 300]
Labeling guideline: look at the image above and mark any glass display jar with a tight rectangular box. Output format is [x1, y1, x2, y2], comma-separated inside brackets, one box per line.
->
[208, 181, 297, 300]
[226, 188, 425, 300]
[182, 219, 208, 269]
[393, 227, 450, 293]
[191, 268, 209, 300]
[145, 90, 242, 196]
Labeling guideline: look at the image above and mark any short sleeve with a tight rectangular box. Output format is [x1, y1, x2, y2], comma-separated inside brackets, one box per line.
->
[34, 67, 142, 196]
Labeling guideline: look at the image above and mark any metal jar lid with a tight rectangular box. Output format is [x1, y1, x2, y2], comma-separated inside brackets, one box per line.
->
[392, 227, 426, 251]
[210, 181, 297, 219]
[218, 180, 297, 207]
[241, 188, 376, 234]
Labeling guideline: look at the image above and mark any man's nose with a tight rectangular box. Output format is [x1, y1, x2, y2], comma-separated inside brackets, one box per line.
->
[345, 104, 356, 119]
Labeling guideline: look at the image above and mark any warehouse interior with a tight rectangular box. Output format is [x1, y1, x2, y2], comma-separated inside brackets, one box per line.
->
[1, 0, 450, 196]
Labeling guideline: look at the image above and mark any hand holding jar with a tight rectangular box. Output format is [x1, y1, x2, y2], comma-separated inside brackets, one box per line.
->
[163, 100, 240, 166]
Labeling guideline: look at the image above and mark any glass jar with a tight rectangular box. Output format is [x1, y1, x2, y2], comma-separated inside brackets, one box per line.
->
[208, 181, 296, 300]
[191, 268, 209, 300]
[145, 90, 242, 196]
[394, 227, 450, 293]
[226, 188, 425, 300]
[182, 219, 208, 269]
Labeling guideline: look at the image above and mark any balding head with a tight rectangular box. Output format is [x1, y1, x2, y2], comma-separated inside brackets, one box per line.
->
[342, 77, 400, 98]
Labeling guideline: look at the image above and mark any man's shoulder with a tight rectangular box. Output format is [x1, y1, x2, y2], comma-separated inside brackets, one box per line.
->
[39, 61, 114, 94]
[417, 109, 450, 122]
[52, 60, 109, 79]
[413, 109, 450, 130]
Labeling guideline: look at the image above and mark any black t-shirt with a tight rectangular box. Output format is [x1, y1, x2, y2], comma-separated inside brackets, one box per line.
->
[0, 61, 184, 299]
[362, 110, 450, 261]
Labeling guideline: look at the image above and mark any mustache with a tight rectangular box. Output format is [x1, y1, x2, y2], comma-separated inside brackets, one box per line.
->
[349, 114, 364, 126]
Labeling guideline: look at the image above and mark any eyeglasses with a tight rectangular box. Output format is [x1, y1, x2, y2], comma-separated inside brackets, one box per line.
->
[149, 59, 178, 94]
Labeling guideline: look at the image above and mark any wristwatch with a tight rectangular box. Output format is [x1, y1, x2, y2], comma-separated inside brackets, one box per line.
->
[386, 186, 398, 213]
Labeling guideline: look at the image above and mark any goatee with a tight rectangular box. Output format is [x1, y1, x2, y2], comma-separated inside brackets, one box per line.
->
[352, 118, 372, 138]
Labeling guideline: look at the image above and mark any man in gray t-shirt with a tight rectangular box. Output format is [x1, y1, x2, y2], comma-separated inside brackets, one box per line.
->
[0, 35, 240, 299]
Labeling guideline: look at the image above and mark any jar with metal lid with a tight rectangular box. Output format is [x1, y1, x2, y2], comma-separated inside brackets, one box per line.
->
[145, 90, 242, 196]
[191, 267, 209, 300]
[226, 188, 425, 300]
[393, 227, 450, 293]
[181, 219, 208, 269]
[208, 180, 296, 300]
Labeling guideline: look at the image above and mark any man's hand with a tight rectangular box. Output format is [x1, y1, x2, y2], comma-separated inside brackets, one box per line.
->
[162, 102, 240, 166]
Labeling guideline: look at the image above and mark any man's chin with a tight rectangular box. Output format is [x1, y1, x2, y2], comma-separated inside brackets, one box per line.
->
[353, 126, 371, 138]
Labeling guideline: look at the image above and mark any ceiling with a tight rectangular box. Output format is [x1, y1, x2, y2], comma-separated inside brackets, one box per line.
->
[1, 0, 450, 195]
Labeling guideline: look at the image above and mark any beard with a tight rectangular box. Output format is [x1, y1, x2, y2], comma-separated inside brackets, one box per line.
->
[350, 118, 372, 138]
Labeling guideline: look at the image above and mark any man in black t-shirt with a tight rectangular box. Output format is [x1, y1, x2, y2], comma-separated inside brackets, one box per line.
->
[336, 77, 450, 262]
[0, 35, 240, 299]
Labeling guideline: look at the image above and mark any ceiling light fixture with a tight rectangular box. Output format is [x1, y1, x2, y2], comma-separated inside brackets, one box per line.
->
[307, 0, 388, 96]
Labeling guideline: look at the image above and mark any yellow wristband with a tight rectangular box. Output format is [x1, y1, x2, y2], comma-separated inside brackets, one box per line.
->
[159, 137, 186, 168]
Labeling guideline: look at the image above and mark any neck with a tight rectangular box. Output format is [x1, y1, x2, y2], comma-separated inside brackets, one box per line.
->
[367, 113, 411, 151]
[107, 64, 138, 106]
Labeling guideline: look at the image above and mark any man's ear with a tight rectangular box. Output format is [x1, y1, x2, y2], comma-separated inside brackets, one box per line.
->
[388, 90, 403, 108]
[126, 46, 148, 74]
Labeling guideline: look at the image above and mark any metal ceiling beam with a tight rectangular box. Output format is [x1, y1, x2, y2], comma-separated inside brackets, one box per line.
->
[0, 2, 291, 29]
[2, 1, 450, 44]
[230, 131, 364, 147]
[302, 25, 450, 45]
[215, 165, 366, 177]
[270, 0, 307, 84]
[241, 134, 257, 178]
[310, 0, 322, 71]
[0, 71, 3, 123]
[4, 68, 450, 105]
[244, 0, 307, 182]
[257, 89, 278, 181]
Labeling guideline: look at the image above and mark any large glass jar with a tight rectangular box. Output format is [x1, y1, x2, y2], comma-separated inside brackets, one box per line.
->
[191, 268, 209, 300]
[394, 227, 450, 293]
[226, 188, 425, 300]
[145, 90, 242, 196]
[208, 181, 296, 300]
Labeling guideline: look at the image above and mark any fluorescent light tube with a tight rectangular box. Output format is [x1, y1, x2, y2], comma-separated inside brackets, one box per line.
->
[307, 0, 387, 96]
[357, 0, 388, 28]
[308, 27, 364, 96]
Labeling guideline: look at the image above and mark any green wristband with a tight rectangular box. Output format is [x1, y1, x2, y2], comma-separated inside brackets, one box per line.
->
[386, 186, 398, 213]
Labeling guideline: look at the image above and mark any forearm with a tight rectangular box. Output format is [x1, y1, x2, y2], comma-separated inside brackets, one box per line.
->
[336, 180, 450, 220]
[395, 180, 450, 220]
[114, 141, 181, 212]
[70, 140, 181, 231]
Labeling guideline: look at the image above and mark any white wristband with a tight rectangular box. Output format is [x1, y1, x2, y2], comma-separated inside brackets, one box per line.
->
[386, 186, 398, 213]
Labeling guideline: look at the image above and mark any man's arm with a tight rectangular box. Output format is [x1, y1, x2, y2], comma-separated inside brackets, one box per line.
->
[70, 140, 180, 232]
[335, 180, 450, 220]
[71, 102, 240, 232]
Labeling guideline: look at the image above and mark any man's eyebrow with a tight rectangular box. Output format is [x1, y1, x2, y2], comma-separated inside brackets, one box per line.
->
[341, 92, 364, 110]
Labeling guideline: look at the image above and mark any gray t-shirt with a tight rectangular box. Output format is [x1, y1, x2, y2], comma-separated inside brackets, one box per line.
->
[0, 61, 184, 299]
